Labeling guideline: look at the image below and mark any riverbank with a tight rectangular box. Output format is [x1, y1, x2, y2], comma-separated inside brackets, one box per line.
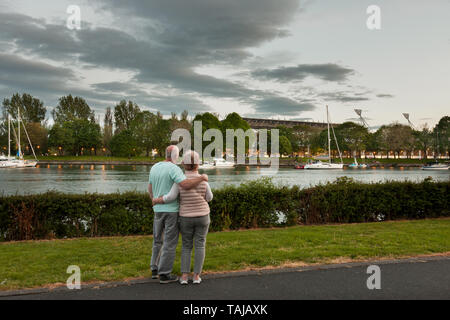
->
[0, 218, 449, 291]
[27, 155, 445, 167]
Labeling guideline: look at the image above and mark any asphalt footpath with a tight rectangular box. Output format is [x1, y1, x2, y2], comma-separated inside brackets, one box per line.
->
[1, 256, 449, 300]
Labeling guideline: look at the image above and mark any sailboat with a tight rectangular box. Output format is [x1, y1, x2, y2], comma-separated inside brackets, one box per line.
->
[3, 109, 38, 168]
[304, 106, 343, 170]
[0, 115, 18, 168]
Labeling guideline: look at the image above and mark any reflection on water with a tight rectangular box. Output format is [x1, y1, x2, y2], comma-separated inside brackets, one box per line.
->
[0, 164, 448, 195]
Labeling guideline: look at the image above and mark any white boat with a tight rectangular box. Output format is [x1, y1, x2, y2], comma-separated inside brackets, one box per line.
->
[2, 109, 38, 168]
[421, 162, 449, 170]
[199, 160, 215, 169]
[305, 106, 343, 170]
[305, 160, 343, 170]
[0, 155, 17, 168]
[213, 158, 235, 168]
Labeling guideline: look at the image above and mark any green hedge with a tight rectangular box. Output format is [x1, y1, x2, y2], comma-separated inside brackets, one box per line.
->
[0, 177, 449, 241]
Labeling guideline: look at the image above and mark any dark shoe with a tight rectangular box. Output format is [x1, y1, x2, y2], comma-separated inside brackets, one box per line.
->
[151, 269, 158, 279]
[159, 274, 179, 284]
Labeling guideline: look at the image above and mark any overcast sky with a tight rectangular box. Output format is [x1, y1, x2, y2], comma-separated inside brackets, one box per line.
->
[0, 0, 448, 128]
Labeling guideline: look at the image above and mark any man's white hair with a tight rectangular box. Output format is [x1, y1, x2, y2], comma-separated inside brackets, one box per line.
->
[182, 150, 200, 165]
[165, 145, 179, 162]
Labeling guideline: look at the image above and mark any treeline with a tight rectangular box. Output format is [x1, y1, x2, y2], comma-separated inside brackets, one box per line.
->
[0, 92, 449, 159]
[1, 178, 448, 241]
[276, 119, 449, 159]
[0, 93, 252, 157]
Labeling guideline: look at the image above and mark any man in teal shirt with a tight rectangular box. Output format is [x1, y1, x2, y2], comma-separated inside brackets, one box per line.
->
[148, 145, 207, 283]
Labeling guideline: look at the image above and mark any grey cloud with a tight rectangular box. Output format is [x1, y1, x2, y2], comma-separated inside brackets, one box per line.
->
[252, 96, 316, 116]
[252, 63, 355, 82]
[318, 91, 370, 103]
[376, 94, 394, 98]
[0, 2, 321, 118]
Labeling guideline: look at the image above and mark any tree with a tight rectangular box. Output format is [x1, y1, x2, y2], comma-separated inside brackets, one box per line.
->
[114, 100, 140, 133]
[52, 95, 95, 124]
[376, 123, 414, 158]
[275, 126, 298, 153]
[23, 122, 48, 156]
[103, 107, 113, 153]
[153, 114, 171, 157]
[2, 93, 47, 124]
[414, 126, 433, 160]
[130, 111, 158, 157]
[221, 112, 252, 157]
[292, 124, 322, 156]
[48, 120, 101, 155]
[334, 122, 369, 157]
[110, 129, 139, 157]
[191, 112, 222, 157]
[48, 123, 75, 155]
[279, 136, 292, 156]
[434, 116, 449, 158]
[170, 110, 191, 132]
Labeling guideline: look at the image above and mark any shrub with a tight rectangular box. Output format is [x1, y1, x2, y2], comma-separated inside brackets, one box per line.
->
[0, 178, 448, 241]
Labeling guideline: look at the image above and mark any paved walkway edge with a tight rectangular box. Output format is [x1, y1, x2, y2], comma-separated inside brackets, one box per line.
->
[1, 254, 449, 298]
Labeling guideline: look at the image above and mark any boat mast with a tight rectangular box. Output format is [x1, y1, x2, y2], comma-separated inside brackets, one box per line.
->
[18, 108, 22, 159]
[327, 105, 331, 163]
[8, 114, 10, 158]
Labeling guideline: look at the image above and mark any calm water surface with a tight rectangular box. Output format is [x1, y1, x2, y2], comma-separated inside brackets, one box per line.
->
[0, 164, 448, 195]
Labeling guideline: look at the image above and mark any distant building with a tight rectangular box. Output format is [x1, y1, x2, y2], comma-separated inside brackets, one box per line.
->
[242, 117, 333, 130]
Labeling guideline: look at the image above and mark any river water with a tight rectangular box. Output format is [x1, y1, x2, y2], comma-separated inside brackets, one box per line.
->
[0, 164, 448, 195]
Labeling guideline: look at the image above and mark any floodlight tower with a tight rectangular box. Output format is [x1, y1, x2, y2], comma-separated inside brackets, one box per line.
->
[354, 109, 370, 128]
[402, 113, 416, 130]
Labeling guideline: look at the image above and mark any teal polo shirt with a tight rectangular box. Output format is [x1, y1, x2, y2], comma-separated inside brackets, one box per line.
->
[149, 161, 186, 213]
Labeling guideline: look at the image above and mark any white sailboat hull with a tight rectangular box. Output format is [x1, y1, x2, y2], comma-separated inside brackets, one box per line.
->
[304, 162, 343, 170]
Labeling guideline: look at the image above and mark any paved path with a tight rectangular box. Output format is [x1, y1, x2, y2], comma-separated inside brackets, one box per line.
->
[2, 256, 449, 300]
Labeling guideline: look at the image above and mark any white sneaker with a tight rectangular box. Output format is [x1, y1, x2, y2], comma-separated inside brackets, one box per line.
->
[193, 277, 202, 284]
[180, 277, 189, 285]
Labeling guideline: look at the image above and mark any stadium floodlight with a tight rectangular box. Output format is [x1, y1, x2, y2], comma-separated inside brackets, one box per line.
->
[354, 109, 370, 128]
[402, 113, 416, 130]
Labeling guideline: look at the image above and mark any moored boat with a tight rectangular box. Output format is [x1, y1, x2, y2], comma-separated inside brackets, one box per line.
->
[421, 162, 449, 170]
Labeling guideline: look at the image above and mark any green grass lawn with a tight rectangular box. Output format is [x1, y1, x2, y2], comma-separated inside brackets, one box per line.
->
[1, 218, 449, 291]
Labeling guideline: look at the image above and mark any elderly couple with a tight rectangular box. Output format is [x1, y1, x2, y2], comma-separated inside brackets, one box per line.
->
[148, 145, 213, 284]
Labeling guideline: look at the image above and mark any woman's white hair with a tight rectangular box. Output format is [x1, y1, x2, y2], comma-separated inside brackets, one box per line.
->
[182, 150, 200, 165]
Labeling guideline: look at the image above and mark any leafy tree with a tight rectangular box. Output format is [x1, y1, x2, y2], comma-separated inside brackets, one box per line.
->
[292, 124, 322, 155]
[221, 112, 252, 157]
[433, 116, 449, 157]
[48, 120, 101, 155]
[48, 123, 75, 155]
[130, 111, 159, 157]
[103, 107, 113, 153]
[334, 122, 369, 157]
[170, 110, 191, 132]
[114, 100, 140, 133]
[22, 122, 48, 156]
[2, 93, 47, 124]
[376, 123, 415, 159]
[153, 114, 171, 157]
[191, 112, 222, 156]
[110, 129, 139, 157]
[279, 135, 293, 156]
[52, 95, 95, 124]
[414, 126, 433, 160]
